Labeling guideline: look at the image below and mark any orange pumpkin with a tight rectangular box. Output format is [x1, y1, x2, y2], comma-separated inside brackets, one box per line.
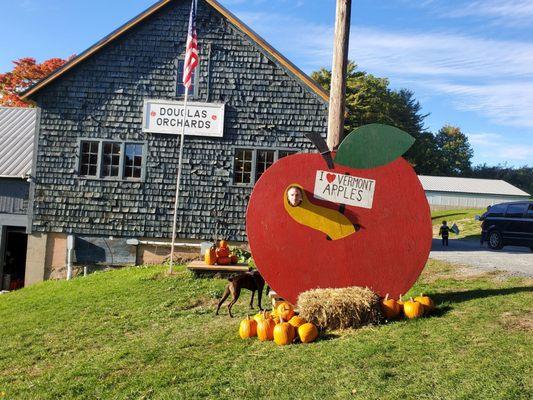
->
[257, 316, 276, 341]
[288, 315, 306, 329]
[414, 294, 435, 313]
[204, 246, 217, 265]
[219, 240, 228, 248]
[239, 316, 257, 339]
[273, 318, 295, 345]
[403, 298, 424, 319]
[380, 293, 401, 320]
[253, 311, 271, 324]
[216, 246, 230, 259]
[217, 256, 231, 265]
[276, 302, 295, 321]
[298, 323, 318, 343]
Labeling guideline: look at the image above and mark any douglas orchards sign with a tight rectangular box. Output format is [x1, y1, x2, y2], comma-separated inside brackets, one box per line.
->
[142, 99, 225, 137]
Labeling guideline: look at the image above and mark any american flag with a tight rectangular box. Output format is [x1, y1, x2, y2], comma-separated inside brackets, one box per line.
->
[183, 0, 199, 90]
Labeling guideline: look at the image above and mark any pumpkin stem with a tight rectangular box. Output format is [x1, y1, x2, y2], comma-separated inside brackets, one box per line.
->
[384, 293, 389, 301]
[399, 294, 403, 301]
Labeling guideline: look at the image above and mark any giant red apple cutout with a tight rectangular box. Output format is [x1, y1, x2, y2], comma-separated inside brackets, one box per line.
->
[246, 124, 432, 305]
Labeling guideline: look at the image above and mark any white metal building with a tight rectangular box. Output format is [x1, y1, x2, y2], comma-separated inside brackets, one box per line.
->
[418, 175, 531, 210]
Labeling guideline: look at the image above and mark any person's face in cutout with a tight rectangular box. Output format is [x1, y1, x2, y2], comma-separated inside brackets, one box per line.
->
[287, 187, 303, 207]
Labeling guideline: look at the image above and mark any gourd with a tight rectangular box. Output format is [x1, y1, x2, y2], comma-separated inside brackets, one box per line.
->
[239, 316, 257, 339]
[298, 323, 318, 343]
[273, 317, 295, 345]
[380, 293, 401, 319]
[204, 246, 217, 265]
[276, 301, 295, 321]
[414, 294, 435, 313]
[403, 298, 424, 319]
[219, 240, 228, 248]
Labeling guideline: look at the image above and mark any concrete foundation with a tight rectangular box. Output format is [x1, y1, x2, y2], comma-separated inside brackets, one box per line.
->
[24, 233, 47, 286]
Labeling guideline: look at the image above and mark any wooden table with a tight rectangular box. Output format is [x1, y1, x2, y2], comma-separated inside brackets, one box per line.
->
[186, 261, 249, 277]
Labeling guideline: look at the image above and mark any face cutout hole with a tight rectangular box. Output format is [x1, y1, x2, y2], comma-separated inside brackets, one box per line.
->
[287, 186, 303, 207]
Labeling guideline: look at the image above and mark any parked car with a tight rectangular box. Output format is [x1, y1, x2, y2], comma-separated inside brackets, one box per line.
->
[479, 201, 533, 250]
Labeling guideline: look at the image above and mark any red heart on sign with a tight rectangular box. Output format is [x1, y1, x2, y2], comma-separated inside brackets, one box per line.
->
[326, 173, 336, 183]
[150, 112, 156, 117]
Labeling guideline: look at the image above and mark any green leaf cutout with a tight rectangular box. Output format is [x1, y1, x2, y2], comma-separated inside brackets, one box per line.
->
[334, 124, 415, 169]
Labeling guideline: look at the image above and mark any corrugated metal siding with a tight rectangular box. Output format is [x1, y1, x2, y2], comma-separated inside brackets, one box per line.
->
[0, 107, 37, 178]
[418, 175, 530, 197]
[0, 179, 29, 214]
[425, 191, 529, 209]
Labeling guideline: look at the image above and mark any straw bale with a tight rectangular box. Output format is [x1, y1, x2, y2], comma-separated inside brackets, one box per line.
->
[297, 286, 382, 330]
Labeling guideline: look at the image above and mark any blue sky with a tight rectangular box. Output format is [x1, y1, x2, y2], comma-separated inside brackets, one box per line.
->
[2, 0, 532, 167]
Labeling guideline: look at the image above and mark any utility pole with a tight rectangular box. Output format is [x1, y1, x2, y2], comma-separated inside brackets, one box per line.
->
[327, 0, 352, 151]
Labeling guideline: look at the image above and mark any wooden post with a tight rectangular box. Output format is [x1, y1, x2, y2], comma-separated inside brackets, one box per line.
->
[327, 0, 352, 151]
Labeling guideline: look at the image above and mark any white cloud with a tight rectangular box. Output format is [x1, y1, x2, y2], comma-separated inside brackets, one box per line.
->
[467, 132, 533, 163]
[441, 0, 533, 25]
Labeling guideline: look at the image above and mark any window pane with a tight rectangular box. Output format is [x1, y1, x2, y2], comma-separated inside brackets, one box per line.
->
[177, 59, 197, 97]
[233, 149, 253, 184]
[505, 204, 527, 218]
[527, 205, 533, 219]
[487, 204, 507, 217]
[80, 141, 99, 177]
[255, 150, 275, 182]
[101, 141, 121, 177]
[124, 144, 143, 179]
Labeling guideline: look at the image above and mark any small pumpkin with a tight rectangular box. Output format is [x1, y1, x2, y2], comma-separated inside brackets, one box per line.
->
[414, 294, 435, 313]
[288, 315, 306, 329]
[219, 240, 228, 248]
[239, 316, 257, 339]
[403, 298, 424, 319]
[230, 254, 239, 264]
[253, 311, 271, 323]
[380, 293, 401, 320]
[216, 246, 230, 259]
[298, 323, 318, 343]
[217, 256, 231, 265]
[276, 301, 295, 321]
[257, 315, 276, 341]
[204, 246, 217, 265]
[273, 318, 295, 346]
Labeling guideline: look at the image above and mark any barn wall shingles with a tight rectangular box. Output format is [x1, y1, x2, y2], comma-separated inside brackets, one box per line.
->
[32, 0, 328, 242]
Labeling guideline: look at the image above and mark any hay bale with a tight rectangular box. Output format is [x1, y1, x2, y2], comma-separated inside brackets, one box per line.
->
[297, 287, 382, 330]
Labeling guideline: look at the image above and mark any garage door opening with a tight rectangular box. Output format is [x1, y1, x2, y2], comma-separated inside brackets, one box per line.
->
[2, 227, 28, 291]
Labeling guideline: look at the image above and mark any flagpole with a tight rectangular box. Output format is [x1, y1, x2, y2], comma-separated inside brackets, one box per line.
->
[169, 91, 189, 274]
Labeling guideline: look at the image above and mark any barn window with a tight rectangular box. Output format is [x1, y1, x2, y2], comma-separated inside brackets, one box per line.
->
[101, 142, 121, 178]
[232, 148, 298, 185]
[176, 59, 198, 98]
[124, 143, 143, 179]
[78, 140, 145, 181]
[80, 141, 100, 177]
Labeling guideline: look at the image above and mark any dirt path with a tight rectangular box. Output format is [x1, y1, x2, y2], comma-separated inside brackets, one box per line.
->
[429, 238, 533, 277]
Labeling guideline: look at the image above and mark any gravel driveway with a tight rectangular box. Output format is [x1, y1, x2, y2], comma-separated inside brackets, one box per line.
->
[430, 238, 532, 277]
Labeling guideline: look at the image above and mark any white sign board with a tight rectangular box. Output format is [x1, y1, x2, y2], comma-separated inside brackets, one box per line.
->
[142, 99, 225, 137]
[314, 170, 376, 209]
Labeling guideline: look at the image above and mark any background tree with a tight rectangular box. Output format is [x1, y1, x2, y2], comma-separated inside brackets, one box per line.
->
[433, 125, 474, 175]
[0, 57, 69, 107]
[312, 62, 438, 174]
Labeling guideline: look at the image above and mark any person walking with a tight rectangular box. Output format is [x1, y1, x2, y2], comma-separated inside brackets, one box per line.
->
[439, 220, 450, 247]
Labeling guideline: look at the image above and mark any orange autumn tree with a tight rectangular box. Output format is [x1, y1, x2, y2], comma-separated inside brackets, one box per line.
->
[0, 57, 70, 107]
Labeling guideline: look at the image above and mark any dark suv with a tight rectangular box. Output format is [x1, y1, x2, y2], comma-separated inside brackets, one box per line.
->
[480, 201, 533, 250]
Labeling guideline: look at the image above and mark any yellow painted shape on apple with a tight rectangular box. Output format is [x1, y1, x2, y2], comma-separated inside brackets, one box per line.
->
[283, 184, 356, 240]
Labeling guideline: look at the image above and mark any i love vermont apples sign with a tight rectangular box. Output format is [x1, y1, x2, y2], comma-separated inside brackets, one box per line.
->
[246, 124, 433, 305]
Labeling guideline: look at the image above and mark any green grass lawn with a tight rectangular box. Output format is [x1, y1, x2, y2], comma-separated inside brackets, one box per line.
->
[0, 262, 531, 399]
[431, 208, 485, 240]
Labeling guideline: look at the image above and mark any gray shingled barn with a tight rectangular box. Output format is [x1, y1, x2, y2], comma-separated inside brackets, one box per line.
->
[16, 0, 328, 284]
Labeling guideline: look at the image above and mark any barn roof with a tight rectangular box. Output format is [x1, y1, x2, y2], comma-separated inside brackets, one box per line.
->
[21, 0, 328, 102]
[418, 175, 530, 197]
[0, 107, 37, 178]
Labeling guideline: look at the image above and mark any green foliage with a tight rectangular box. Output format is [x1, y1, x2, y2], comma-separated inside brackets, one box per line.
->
[311, 63, 479, 176]
[0, 263, 530, 399]
[433, 125, 474, 175]
[231, 247, 251, 264]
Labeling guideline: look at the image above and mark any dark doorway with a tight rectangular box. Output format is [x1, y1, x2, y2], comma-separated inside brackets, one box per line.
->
[2, 227, 28, 290]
